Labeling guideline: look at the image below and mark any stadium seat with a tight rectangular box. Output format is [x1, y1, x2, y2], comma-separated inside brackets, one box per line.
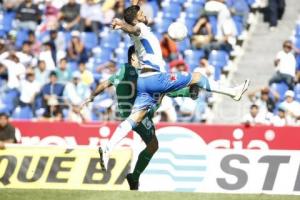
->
[191, 0, 206, 6]
[93, 49, 112, 69]
[67, 61, 78, 72]
[295, 24, 300, 37]
[16, 29, 29, 49]
[149, 1, 159, 18]
[207, 15, 218, 36]
[233, 15, 244, 36]
[184, 18, 197, 36]
[270, 82, 289, 102]
[185, 4, 203, 20]
[12, 106, 34, 120]
[153, 18, 173, 34]
[208, 50, 229, 69]
[100, 31, 121, 50]
[81, 32, 98, 51]
[163, 3, 181, 20]
[2, 11, 16, 33]
[294, 84, 300, 102]
[184, 49, 205, 71]
[177, 37, 191, 52]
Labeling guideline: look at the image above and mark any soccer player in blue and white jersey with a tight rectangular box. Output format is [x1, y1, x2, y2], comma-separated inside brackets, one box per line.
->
[102, 1, 250, 189]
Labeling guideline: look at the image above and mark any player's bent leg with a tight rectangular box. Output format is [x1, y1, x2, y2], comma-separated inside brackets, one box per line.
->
[99, 110, 148, 171]
[190, 72, 250, 101]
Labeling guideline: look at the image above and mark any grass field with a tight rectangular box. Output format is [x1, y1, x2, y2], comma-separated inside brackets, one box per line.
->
[0, 189, 299, 200]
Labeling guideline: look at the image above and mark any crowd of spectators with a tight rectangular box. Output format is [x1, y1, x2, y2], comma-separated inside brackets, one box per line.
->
[0, 0, 272, 123]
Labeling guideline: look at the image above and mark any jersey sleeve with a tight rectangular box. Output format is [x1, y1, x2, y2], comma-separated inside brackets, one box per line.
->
[108, 74, 116, 85]
[167, 88, 191, 98]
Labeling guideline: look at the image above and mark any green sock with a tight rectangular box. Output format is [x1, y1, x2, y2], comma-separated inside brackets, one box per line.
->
[132, 148, 153, 181]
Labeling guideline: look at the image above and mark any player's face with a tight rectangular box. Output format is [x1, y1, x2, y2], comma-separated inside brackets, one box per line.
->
[130, 53, 139, 68]
[136, 10, 146, 23]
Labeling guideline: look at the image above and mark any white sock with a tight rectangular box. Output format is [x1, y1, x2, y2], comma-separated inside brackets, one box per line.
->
[197, 75, 236, 97]
[207, 79, 236, 97]
[105, 119, 136, 152]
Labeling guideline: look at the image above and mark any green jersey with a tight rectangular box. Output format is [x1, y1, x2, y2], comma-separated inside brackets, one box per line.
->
[108, 63, 191, 119]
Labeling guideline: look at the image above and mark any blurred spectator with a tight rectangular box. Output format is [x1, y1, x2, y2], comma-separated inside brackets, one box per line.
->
[19, 69, 40, 115]
[279, 90, 300, 125]
[16, 41, 34, 67]
[58, 0, 81, 31]
[270, 106, 288, 126]
[242, 104, 269, 125]
[0, 39, 7, 55]
[34, 60, 49, 87]
[160, 33, 178, 61]
[0, 113, 17, 149]
[169, 59, 189, 73]
[268, 0, 285, 30]
[41, 71, 65, 109]
[63, 71, 91, 122]
[192, 15, 213, 49]
[112, 0, 125, 19]
[56, 58, 72, 84]
[5, 31, 17, 51]
[2, 0, 20, 10]
[67, 31, 88, 63]
[269, 40, 296, 90]
[78, 62, 94, 86]
[80, 0, 103, 36]
[40, 104, 63, 122]
[248, 87, 279, 118]
[227, 0, 250, 29]
[16, 0, 41, 31]
[28, 31, 41, 56]
[0, 52, 26, 89]
[194, 58, 215, 80]
[43, 0, 60, 31]
[39, 42, 56, 71]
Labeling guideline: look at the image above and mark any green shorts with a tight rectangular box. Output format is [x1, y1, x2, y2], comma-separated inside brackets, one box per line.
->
[133, 115, 155, 144]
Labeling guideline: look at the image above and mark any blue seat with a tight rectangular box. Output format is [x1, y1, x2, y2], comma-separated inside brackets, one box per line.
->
[13, 106, 33, 120]
[184, 49, 205, 71]
[163, 3, 181, 20]
[207, 15, 218, 36]
[185, 18, 197, 36]
[149, 1, 159, 18]
[115, 48, 128, 65]
[93, 49, 112, 69]
[270, 82, 289, 102]
[233, 15, 244, 36]
[208, 50, 229, 69]
[185, 5, 203, 20]
[153, 18, 172, 34]
[294, 84, 300, 102]
[295, 24, 300, 37]
[100, 31, 121, 50]
[67, 61, 78, 72]
[2, 11, 16, 32]
[16, 29, 29, 49]
[82, 32, 98, 51]
[177, 37, 191, 52]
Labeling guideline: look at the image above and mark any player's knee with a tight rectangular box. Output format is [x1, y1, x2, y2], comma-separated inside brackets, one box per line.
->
[190, 72, 202, 85]
[147, 137, 159, 154]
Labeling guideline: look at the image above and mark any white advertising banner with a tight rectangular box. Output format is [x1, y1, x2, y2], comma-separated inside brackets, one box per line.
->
[139, 127, 300, 195]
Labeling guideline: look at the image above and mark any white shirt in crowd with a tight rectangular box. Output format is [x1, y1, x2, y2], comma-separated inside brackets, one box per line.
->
[270, 115, 287, 127]
[63, 82, 91, 106]
[19, 79, 40, 104]
[275, 50, 296, 77]
[80, 2, 103, 22]
[0, 59, 26, 89]
[242, 113, 269, 125]
[279, 100, 300, 121]
[39, 50, 56, 71]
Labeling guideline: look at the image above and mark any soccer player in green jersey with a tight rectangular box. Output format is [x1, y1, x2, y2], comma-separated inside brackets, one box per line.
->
[81, 46, 198, 190]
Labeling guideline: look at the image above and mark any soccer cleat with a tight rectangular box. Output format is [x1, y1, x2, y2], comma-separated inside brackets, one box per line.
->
[98, 146, 109, 171]
[126, 173, 139, 190]
[232, 79, 250, 101]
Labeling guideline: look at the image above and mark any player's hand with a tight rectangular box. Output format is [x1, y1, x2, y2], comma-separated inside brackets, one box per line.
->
[111, 18, 123, 30]
[79, 97, 93, 110]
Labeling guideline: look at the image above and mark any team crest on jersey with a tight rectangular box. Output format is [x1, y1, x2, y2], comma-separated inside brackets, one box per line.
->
[170, 73, 177, 82]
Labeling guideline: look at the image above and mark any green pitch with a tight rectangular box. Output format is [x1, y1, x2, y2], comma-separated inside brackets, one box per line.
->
[0, 189, 298, 200]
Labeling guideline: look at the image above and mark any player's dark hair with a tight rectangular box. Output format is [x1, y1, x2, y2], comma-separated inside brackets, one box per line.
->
[124, 5, 140, 25]
[128, 45, 136, 65]
[0, 112, 9, 118]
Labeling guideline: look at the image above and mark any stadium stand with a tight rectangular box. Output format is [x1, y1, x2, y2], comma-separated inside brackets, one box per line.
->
[0, 0, 264, 123]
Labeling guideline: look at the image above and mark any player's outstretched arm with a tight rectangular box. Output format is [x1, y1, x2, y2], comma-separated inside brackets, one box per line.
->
[111, 18, 141, 36]
[80, 80, 112, 110]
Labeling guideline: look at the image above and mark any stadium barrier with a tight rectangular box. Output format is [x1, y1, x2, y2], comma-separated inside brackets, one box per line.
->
[0, 146, 131, 190]
[2, 121, 299, 194]
[11, 121, 300, 150]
